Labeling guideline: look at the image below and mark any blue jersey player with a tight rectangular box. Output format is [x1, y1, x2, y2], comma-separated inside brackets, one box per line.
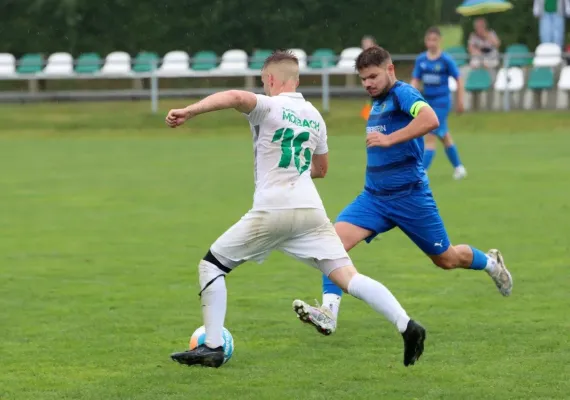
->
[411, 27, 467, 180]
[292, 46, 513, 337]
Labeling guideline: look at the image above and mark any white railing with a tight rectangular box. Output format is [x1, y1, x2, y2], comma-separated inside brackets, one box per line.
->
[0, 52, 568, 112]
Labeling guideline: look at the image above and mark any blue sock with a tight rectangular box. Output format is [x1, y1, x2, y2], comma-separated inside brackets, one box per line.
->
[470, 247, 489, 270]
[445, 144, 462, 168]
[423, 149, 436, 170]
[322, 274, 343, 296]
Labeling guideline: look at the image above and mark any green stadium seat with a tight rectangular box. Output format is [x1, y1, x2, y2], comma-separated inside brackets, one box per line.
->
[132, 52, 159, 72]
[309, 48, 336, 69]
[527, 67, 554, 90]
[192, 51, 217, 71]
[504, 44, 532, 67]
[465, 68, 492, 91]
[249, 49, 272, 70]
[445, 46, 468, 67]
[17, 53, 43, 74]
[75, 53, 102, 74]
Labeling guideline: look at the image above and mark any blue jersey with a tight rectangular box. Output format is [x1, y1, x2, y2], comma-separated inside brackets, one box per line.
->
[412, 52, 460, 106]
[365, 81, 429, 193]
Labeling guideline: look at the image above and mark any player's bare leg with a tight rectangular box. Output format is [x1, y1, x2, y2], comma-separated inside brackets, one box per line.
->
[429, 245, 513, 296]
[322, 222, 371, 320]
[441, 133, 467, 180]
[294, 264, 426, 367]
[334, 222, 371, 252]
[296, 222, 372, 335]
[423, 132, 438, 171]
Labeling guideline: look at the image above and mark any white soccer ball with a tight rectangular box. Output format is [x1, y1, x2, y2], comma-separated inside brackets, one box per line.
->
[189, 325, 234, 364]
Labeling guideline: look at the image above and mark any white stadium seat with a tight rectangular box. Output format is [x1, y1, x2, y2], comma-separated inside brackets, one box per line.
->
[101, 51, 132, 75]
[288, 48, 307, 69]
[217, 49, 248, 71]
[494, 67, 525, 91]
[557, 66, 570, 108]
[557, 66, 570, 90]
[158, 51, 191, 76]
[336, 47, 361, 70]
[0, 53, 16, 76]
[533, 43, 562, 67]
[449, 76, 458, 92]
[43, 52, 74, 76]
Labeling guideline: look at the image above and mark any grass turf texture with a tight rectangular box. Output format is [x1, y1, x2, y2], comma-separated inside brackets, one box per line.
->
[1, 99, 569, 400]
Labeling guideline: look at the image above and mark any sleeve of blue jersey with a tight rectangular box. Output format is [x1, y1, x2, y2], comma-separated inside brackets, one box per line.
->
[395, 84, 428, 118]
[444, 53, 460, 79]
[411, 54, 424, 79]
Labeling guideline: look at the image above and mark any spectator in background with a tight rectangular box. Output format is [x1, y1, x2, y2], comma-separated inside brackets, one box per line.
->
[533, 0, 570, 49]
[361, 35, 377, 50]
[468, 18, 501, 69]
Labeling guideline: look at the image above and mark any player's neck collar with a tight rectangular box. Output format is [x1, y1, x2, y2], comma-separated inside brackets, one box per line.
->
[278, 92, 303, 98]
[427, 51, 442, 60]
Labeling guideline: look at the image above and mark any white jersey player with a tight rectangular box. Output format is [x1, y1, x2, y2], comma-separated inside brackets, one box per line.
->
[166, 51, 426, 368]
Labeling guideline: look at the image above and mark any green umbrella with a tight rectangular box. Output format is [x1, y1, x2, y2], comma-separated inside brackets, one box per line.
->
[457, 0, 513, 16]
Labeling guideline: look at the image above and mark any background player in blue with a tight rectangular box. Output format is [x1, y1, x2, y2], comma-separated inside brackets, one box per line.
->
[411, 27, 467, 180]
[292, 46, 513, 336]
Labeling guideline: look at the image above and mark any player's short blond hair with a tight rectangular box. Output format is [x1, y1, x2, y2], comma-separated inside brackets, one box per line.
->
[262, 50, 299, 82]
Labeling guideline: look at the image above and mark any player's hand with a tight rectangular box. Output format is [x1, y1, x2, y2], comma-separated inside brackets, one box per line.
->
[165, 107, 192, 128]
[366, 133, 393, 148]
[456, 101, 465, 114]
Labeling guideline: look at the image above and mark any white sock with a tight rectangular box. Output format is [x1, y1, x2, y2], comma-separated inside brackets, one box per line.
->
[199, 260, 227, 349]
[201, 277, 226, 348]
[322, 293, 342, 320]
[347, 273, 410, 333]
[484, 256, 498, 274]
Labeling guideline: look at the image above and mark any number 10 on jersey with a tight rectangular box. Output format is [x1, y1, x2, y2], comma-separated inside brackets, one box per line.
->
[272, 128, 312, 175]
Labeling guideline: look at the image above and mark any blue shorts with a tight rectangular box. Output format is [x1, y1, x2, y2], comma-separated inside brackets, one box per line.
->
[431, 104, 450, 138]
[426, 97, 451, 138]
[336, 186, 451, 256]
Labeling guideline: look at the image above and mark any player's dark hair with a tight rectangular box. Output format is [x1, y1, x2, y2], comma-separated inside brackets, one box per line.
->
[355, 46, 392, 71]
[425, 26, 441, 36]
[263, 50, 299, 69]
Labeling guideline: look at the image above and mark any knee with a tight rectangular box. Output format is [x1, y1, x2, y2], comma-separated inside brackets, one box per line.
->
[424, 134, 437, 148]
[199, 250, 231, 293]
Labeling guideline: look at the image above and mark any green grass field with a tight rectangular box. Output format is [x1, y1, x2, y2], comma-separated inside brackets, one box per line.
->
[1, 99, 570, 400]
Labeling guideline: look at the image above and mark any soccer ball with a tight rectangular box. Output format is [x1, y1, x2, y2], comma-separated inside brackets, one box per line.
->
[189, 325, 234, 364]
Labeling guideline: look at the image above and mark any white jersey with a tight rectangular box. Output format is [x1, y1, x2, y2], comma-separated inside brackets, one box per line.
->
[244, 92, 328, 211]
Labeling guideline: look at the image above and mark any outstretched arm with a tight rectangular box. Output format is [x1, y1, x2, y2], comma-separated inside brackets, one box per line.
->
[166, 90, 259, 128]
[456, 77, 465, 113]
[447, 56, 465, 114]
[411, 58, 422, 91]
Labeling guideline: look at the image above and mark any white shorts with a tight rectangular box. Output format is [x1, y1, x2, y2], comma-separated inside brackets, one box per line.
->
[210, 208, 352, 276]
